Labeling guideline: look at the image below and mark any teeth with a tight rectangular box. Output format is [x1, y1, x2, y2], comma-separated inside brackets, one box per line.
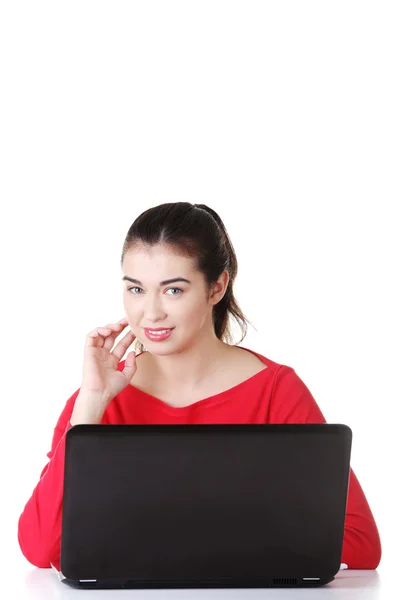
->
[148, 329, 170, 335]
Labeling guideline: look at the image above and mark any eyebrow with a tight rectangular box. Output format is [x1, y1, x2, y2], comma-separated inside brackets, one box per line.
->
[122, 276, 192, 286]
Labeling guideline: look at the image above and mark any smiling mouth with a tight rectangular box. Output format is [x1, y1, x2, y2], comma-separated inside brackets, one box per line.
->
[144, 328, 175, 340]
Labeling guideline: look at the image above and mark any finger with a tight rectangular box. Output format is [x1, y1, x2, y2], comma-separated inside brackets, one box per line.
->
[85, 327, 111, 348]
[121, 351, 137, 381]
[106, 322, 128, 330]
[111, 330, 137, 362]
[101, 322, 130, 351]
[85, 321, 129, 349]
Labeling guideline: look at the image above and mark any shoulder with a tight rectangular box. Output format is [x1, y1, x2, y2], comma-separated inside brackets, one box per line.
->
[236, 345, 289, 375]
[266, 363, 327, 424]
[235, 349, 327, 423]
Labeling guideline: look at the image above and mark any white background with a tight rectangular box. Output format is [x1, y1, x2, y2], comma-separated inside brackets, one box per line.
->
[1, 0, 399, 577]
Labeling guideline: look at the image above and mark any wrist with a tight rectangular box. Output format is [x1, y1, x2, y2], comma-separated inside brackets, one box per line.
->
[70, 389, 111, 425]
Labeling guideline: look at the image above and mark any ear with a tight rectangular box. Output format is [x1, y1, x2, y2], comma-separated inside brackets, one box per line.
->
[209, 270, 230, 305]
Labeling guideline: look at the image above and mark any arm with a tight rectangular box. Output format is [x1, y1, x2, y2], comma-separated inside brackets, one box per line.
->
[17, 389, 80, 569]
[268, 366, 382, 569]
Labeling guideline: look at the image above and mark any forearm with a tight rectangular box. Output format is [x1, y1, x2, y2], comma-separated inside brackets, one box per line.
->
[17, 421, 71, 568]
[17, 389, 112, 568]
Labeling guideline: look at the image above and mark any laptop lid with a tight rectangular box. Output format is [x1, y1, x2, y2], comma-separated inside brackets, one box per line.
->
[60, 423, 352, 588]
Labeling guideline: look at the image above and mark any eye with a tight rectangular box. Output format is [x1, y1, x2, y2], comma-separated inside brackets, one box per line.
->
[127, 287, 183, 296]
[166, 288, 183, 295]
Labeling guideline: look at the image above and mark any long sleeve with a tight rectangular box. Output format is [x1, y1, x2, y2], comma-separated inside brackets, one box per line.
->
[268, 366, 382, 569]
[17, 389, 80, 570]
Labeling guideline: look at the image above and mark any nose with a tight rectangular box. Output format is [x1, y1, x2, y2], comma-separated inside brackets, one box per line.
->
[143, 293, 167, 322]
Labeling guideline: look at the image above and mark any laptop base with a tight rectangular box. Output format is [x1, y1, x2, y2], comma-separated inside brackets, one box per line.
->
[61, 575, 335, 588]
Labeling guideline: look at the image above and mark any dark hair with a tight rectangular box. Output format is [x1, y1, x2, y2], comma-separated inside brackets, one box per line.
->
[120, 202, 256, 354]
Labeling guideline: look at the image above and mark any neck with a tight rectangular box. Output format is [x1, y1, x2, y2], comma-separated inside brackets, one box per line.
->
[148, 332, 229, 389]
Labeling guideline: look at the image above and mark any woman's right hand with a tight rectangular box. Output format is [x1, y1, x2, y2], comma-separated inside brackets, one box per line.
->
[80, 316, 137, 402]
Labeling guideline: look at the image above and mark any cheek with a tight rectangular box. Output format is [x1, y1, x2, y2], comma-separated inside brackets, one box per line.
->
[185, 303, 208, 323]
[123, 293, 138, 311]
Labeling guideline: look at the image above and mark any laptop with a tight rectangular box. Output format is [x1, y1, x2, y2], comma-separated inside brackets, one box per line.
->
[60, 423, 352, 589]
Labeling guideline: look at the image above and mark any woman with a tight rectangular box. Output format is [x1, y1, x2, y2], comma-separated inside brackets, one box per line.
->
[17, 202, 382, 572]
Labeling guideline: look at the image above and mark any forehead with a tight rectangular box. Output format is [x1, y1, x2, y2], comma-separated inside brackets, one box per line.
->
[123, 245, 196, 274]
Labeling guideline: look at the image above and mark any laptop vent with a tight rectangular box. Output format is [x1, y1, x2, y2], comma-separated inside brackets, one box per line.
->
[273, 577, 298, 586]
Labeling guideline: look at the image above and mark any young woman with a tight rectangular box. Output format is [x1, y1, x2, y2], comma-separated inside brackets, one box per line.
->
[17, 202, 382, 572]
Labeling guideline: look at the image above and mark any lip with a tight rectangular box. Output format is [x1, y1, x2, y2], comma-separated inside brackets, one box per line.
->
[143, 327, 174, 332]
[144, 328, 174, 342]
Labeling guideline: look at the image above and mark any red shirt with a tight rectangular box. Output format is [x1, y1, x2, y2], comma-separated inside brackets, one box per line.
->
[17, 346, 382, 572]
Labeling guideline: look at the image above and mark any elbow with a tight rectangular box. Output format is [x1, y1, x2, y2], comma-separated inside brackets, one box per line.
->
[342, 527, 382, 570]
[17, 513, 51, 569]
[360, 527, 383, 570]
[368, 537, 382, 570]
[358, 543, 382, 570]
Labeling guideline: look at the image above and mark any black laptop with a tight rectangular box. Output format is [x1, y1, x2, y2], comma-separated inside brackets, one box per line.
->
[60, 423, 352, 588]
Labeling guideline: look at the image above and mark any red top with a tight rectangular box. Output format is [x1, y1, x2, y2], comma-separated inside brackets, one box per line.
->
[17, 346, 382, 572]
